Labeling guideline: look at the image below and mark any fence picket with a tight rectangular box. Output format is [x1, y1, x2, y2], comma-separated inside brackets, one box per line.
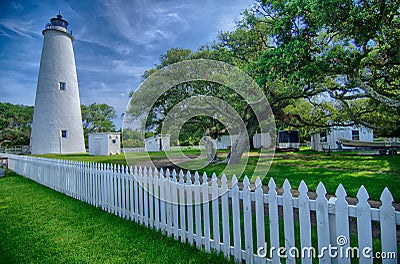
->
[356, 186, 373, 264]
[194, 172, 202, 249]
[129, 166, 134, 220]
[121, 166, 127, 219]
[268, 178, 280, 264]
[255, 177, 266, 264]
[379, 188, 398, 264]
[112, 164, 117, 215]
[316, 182, 331, 264]
[221, 174, 230, 258]
[154, 168, 160, 230]
[211, 173, 220, 252]
[172, 170, 179, 239]
[186, 171, 194, 245]
[166, 169, 172, 236]
[148, 167, 154, 228]
[179, 171, 186, 242]
[143, 167, 149, 226]
[282, 179, 295, 264]
[298, 180, 312, 264]
[243, 176, 253, 263]
[335, 184, 350, 264]
[232, 175, 242, 262]
[160, 169, 167, 233]
[202, 172, 211, 253]
[134, 166, 139, 223]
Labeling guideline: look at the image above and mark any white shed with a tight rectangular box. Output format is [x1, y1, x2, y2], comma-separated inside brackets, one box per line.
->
[215, 133, 273, 150]
[311, 126, 373, 152]
[88, 132, 121, 156]
[145, 135, 170, 152]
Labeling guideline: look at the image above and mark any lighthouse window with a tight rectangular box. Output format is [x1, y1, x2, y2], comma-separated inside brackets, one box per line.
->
[59, 82, 66, 91]
[61, 130, 67, 138]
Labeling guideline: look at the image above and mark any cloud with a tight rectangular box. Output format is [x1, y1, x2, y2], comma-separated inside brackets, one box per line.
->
[11, 2, 24, 11]
[0, 18, 37, 39]
[112, 60, 147, 77]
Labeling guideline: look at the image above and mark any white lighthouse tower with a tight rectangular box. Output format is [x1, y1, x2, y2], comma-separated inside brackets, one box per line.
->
[30, 14, 85, 154]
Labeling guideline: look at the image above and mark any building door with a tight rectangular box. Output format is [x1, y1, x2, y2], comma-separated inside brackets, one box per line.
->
[94, 138, 102, 155]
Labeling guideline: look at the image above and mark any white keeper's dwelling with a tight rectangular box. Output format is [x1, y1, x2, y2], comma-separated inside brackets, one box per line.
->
[311, 126, 373, 152]
[88, 132, 120, 156]
[145, 135, 170, 152]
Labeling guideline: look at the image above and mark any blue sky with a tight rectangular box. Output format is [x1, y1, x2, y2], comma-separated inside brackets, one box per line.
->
[0, 0, 253, 128]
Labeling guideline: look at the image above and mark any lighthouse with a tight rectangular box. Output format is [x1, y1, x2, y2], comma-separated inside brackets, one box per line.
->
[30, 14, 85, 154]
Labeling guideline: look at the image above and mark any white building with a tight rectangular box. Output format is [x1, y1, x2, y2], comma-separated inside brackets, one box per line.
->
[88, 133, 120, 156]
[311, 126, 373, 152]
[145, 135, 170, 152]
[215, 133, 273, 150]
[30, 14, 85, 154]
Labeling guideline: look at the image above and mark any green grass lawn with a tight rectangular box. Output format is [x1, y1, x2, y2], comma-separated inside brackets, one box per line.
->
[0, 172, 232, 264]
[35, 148, 400, 202]
[183, 150, 400, 202]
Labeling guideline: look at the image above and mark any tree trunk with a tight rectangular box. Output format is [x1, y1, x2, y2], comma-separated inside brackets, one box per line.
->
[227, 132, 249, 164]
[201, 136, 218, 163]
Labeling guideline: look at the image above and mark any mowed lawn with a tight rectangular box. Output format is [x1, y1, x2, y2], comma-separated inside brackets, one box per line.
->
[0, 173, 231, 264]
[37, 148, 400, 202]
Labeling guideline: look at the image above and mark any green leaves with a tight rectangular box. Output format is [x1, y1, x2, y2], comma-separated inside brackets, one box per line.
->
[81, 103, 116, 134]
[0, 102, 33, 146]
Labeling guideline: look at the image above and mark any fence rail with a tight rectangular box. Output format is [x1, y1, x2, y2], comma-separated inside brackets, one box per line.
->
[4, 154, 399, 263]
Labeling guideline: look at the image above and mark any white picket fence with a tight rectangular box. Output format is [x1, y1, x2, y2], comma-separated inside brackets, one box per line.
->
[4, 154, 400, 263]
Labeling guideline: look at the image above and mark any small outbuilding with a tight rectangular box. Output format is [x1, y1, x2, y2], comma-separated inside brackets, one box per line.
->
[145, 134, 170, 152]
[88, 132, 121, 156]
[215, 133, 273, 150]
[311, 126, 373, 152]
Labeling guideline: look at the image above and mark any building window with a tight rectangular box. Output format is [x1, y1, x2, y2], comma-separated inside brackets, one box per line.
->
[112, 139, 117, 144]
[320, 131, 327, 143]
[59, 82, 66, 91]
[352, 130, 360, 140]
[61, 130, 67, 138]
